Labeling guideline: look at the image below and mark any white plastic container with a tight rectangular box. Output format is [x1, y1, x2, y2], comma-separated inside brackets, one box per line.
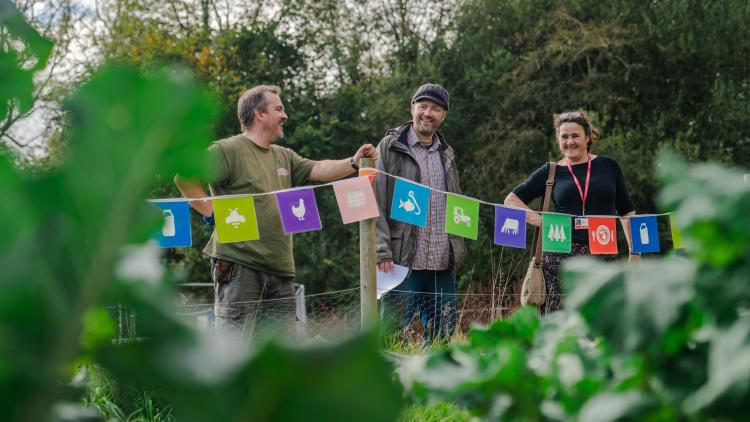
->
[162, 209, 176, 237]
[639, 222, 649, 245]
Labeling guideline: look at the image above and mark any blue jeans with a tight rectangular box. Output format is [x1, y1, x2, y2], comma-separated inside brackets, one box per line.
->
[393, 270, 457, 345]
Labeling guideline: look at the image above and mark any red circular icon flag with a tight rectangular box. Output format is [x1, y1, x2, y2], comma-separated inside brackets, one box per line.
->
[587, 217, 618, 254]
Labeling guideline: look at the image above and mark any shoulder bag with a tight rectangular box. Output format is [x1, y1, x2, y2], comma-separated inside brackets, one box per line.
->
[521, 162, 557, 307]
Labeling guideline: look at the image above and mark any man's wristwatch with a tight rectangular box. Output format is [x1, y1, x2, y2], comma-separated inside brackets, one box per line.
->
[349, 157, 359, 171]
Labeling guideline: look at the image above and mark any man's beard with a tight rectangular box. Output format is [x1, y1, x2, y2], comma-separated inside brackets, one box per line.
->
[270, 121, 285, 141]
[415, 120, 437, 137]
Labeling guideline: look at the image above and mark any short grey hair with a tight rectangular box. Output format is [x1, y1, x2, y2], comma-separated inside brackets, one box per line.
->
[237, 85, 281, 131]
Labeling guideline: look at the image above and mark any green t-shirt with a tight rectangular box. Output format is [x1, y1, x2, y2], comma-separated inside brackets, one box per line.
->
[203, 134, 315, 277]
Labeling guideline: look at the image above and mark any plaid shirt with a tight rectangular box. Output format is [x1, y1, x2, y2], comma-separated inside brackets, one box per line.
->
[407, 127, 450, 270]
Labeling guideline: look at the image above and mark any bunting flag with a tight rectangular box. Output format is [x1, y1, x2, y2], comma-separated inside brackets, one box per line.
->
[147, 170, 685, 252]
[213, 197, 259, 243]
[275, 188, 322, 235]
[390, 179, 430, 227]
[630, 216, 660, 253]
[445, 194, 480, 240]
[153, 201, 192, 248]
[669, 214, 684, 249]
[542, 213, 571, 253]
[332, 176, 380, 224]
[588, 217, 618, 254]
[494, 206, 526, 248]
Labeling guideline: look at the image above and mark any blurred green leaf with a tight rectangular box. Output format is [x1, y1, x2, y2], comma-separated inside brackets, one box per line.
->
[393, 317, 543, 419]
[657, 152, 750, 267]
[578, 391, 656, 422]
[657, 152, 750, 325]
[564, 257, 695, 355]
[530, 309, 591, 375]
[0, 62, 217, 421]
[685, 315, 750, 415]
[80, 308, 116, 350]
[532, 313, 608, 416]
[469, 305, 540, 349]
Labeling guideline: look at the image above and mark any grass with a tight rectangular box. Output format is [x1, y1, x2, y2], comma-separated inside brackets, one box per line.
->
[397, 402, 473, 422]
[383, 329, 469, 355]
[80, 365, 175, 422]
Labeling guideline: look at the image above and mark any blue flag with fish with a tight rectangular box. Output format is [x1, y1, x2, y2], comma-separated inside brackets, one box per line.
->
[390, 179, 430, 227]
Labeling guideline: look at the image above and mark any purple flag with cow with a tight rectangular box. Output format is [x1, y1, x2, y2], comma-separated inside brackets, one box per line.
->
[494, 206, 526, 249]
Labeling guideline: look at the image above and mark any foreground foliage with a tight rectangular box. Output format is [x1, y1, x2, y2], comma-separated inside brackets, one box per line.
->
[1, 3, 401, 421]
[392, 154, 750, 420]
[4, 2, 750, 421]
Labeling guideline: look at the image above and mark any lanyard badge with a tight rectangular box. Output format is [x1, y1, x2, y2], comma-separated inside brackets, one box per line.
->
[566, 154, 592, 216]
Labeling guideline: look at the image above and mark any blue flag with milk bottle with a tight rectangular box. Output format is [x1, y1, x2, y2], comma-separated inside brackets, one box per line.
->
[153, 201, 192, 248]
[629, 215, 660, 253]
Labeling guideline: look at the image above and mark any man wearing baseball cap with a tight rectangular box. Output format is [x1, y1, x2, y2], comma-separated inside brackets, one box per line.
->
[374, 83, 466, 347]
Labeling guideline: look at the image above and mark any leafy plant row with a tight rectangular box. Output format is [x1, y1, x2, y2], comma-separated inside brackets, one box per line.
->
[392, 154, 750, 420]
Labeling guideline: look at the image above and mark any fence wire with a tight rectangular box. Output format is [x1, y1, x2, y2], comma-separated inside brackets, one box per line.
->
[107, 283, 567, 346]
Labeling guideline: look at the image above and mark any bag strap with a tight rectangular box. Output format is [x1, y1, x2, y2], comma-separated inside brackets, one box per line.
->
[532, 162, 557, 262]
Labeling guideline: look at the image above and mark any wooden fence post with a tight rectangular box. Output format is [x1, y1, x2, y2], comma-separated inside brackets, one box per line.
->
[359, 158, 378, 330]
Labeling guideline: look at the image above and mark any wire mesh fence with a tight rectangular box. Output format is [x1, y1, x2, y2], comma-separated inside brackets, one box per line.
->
[171, 286, 362, 341]
[104, 305, 141, 344]
[106, 279, 567, 347]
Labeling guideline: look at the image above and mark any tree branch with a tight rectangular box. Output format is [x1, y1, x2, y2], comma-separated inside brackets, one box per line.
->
[3, 131, 27, 149]
[167, 0, 188, 31]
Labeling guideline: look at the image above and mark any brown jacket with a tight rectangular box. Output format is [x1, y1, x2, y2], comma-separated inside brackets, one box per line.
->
[374, 123, 466, 272]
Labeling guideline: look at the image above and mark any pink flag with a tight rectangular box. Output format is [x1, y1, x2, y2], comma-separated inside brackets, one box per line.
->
[332, 176, 380, 224]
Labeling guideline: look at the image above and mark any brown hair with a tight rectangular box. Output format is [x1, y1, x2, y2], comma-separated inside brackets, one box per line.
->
[237, 85, 281, 131]
[553, 111, 600, 151]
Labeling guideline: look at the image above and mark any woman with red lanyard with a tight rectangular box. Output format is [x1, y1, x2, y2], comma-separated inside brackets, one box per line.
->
[504, 111, 638, 315]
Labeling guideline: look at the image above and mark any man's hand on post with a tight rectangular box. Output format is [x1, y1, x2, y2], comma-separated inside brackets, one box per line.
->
[377, 260, 395, 273]
[353, 143, 378, 167]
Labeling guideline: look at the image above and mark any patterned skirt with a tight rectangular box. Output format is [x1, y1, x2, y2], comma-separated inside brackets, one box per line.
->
[540, 242, 618, 315]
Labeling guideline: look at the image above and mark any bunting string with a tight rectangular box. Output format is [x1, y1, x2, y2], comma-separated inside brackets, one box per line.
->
[149, 166, 684, 253]
[149, 167, 674, 219]
[147, 182, 342, 203]
[366, 168, 674, 219]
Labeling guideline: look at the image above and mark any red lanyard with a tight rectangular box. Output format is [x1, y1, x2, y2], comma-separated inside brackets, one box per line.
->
[566, 154, 591, 215]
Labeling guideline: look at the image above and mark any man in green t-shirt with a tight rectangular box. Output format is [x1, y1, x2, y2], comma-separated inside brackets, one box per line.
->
[175, 85, 376, 336]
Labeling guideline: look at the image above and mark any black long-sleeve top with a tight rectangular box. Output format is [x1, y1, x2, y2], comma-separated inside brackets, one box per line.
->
[512, 155, 635, 244]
